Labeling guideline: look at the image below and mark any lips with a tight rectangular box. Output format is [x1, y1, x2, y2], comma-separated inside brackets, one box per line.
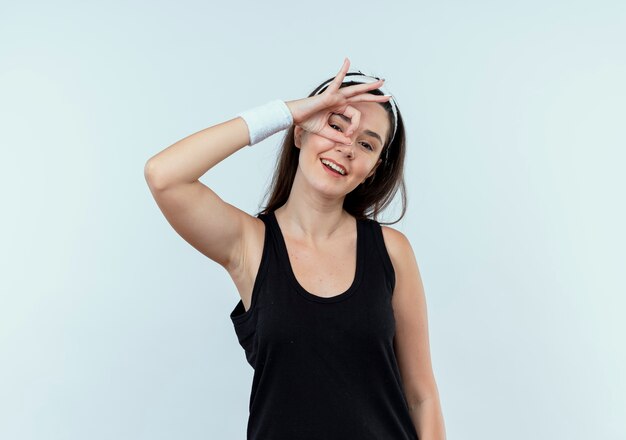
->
[320, 158, 348, 176]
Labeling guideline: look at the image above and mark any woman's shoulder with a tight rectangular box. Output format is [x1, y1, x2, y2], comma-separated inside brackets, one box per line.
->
[378, 224, 415, 268]
[359, 216, 411, 250]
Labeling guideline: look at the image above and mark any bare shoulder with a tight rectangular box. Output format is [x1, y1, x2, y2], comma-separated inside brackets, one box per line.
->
[380, 225, 415, 266]
[379, 224, 422, 289]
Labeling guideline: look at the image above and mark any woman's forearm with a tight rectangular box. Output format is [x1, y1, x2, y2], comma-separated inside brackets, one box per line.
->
[145, 99, 303, 190]
[409, 396, 447, 440]
[144, 116, 251, 190]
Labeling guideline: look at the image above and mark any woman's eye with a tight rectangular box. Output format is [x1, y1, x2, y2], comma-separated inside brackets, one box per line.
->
[330, 123, 373, 151]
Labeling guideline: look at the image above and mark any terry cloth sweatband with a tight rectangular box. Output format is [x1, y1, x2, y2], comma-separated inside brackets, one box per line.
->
[236, 99, 293, 146]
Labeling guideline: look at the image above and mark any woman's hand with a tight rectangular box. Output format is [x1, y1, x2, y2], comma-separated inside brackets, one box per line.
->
[285, 58, 391, 145]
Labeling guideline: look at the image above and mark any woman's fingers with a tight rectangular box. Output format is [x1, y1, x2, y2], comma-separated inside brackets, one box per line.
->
[319, 125, 353, 145]
[303, 59, 390, 141]
[316, 105, 360, 145]
[326, 58, 351, 94]
[335, 58, 351, 85]
[346, 93, 392, 104]
[340, 105, 361, 137]
[339, 79, 385, 98]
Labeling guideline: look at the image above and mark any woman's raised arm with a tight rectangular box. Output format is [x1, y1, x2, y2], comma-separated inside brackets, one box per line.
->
[144, 115, 258, 271]
[145, 116, 250, 190]
[143, 58, 390, 272]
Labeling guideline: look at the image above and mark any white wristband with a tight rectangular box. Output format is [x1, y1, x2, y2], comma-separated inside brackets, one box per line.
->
[236, 99, 294, 146]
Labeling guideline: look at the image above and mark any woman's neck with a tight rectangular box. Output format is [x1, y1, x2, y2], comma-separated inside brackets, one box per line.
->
[274, 199, 353, 243]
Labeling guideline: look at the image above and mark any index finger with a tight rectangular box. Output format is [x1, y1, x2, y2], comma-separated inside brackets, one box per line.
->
[326, 57, 351, 93]
[341, 105, 361, 137]
[339, 78, 385, 99]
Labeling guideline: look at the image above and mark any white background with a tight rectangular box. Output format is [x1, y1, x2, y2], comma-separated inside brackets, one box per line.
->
[1, 0, 625, 438]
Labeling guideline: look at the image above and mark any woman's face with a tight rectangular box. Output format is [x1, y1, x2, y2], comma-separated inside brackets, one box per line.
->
[294, 101, 391, 198]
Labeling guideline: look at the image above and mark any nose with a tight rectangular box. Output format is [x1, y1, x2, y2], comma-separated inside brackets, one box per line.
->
[336, 139, 355, 158]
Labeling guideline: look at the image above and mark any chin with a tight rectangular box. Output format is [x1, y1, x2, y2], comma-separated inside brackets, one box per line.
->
[315, 181, 359, 199]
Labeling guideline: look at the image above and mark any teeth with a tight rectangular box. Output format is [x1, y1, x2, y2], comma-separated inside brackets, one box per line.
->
[321, 159, 346, 175]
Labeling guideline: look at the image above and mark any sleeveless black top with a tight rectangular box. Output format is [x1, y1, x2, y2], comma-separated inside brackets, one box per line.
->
[229, 211, 419, 440]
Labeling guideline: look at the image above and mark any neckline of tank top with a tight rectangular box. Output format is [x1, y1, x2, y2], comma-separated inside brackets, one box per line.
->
[265, 210, 365, 304]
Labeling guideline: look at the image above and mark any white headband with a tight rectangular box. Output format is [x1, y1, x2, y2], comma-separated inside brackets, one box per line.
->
[312, 70, 399, 147]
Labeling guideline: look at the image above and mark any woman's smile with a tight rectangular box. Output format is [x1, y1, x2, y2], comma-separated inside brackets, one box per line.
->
[320, 157, 348, 177]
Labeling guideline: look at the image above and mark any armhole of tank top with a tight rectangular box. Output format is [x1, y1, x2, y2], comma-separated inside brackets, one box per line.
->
[230, 215, 270, 325]
[371, 221, 397, 293]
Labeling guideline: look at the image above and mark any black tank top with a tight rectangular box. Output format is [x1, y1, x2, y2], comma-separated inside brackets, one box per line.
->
[229, 211, 419, 440]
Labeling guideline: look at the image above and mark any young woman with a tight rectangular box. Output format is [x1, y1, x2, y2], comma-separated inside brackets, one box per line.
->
[144, 58, 446, 440]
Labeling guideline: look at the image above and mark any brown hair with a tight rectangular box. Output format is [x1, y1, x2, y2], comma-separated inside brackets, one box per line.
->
[256, 79, 407, 225]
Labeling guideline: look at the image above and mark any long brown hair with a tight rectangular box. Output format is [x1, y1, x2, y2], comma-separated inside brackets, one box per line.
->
[256, 79, 407, 225]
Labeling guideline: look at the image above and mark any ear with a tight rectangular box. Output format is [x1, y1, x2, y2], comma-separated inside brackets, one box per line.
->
[294, 125, 303, 149]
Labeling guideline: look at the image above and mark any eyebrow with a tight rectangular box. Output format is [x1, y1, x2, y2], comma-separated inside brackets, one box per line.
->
[332, 113, 384, 147]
